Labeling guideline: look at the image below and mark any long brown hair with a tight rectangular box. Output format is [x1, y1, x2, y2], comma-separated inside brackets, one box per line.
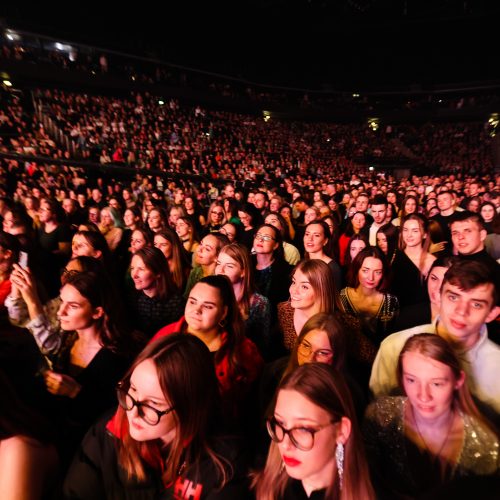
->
[253, 363, 375, 500]
[195, 275, 247, 378]
[153, 228, 189, 291]
[115, 334, 230, 486]
[62, 270, 135, 355]
[217, 243, 255, 319]
[283, 312, 347, 379]
[397, 333, 498, 436]
[291, 259, 340, 314]
[134, 246, 178, 298]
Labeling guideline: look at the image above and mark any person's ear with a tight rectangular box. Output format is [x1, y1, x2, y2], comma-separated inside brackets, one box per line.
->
[485, 305, 500, 325]
[92, 306, 104, 320]
[336, 416, 352, 446]
[455, 370, 466, 390]
[480, 229, 487, 243]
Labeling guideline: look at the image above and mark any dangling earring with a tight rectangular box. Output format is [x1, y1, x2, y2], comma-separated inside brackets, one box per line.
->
[218, 318, 227, 328]
[335, 442, 344, 491]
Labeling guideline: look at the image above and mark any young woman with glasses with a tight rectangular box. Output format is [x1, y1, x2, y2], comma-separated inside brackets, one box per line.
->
[237, 202, 261, 250]
[252, 224, 293, 325]
[64, 334, 251, 499]
[259, 313, 366, 440]
[253, 363, 374, 500]
[202, 201, 227, 237]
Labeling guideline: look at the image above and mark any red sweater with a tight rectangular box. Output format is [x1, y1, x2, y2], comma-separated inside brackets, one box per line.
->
[153, 317, 263, 398]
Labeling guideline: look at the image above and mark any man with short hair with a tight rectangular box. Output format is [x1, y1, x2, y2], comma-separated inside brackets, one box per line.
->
[253, 191, 269, 216]
[368, 195, 388, 246]
[451, 211, 498, 269]
[431, 190, 456, 254]
[355, 193, 370, 214]
[370, 260, 500, 415]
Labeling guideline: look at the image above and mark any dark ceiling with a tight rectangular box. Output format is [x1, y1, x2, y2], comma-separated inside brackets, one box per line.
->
[2, 1, 500, 88]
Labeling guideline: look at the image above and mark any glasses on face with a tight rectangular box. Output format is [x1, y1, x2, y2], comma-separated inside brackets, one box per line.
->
[211, 210, 224, 216]
[297, 341, 333, 362]
[116, 386, 175, 426]
[254, 232, 275, 242]
[267, 417, 334, 451]
[220, 228, 235, 238]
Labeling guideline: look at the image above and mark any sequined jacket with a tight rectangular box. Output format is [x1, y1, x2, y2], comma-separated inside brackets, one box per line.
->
[363, 396, 500, 499]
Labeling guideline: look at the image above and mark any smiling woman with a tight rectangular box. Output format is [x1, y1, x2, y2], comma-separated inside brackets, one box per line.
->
[278, 259, 336, 351]
[152, 275, 263, 418]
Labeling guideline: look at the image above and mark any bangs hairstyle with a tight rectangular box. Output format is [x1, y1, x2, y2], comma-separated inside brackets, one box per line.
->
[397, 333, 497, 436]
[253, 363, 374, 500]
[292, 260, 337, 314]
[218, 243, 255, 318]
[284, 312, 347, 379]
[347, 246, 389, 292]
[115, 334, 230, 487]
[134, 246, 177, 298]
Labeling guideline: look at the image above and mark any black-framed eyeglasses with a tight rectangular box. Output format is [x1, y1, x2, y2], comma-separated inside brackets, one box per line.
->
[254, 232, 275, 242]
[211, 210, 224, 216]
[297, 341, 333, 362]
[267, 417, 335, 451]
[116, 386, 175, 426]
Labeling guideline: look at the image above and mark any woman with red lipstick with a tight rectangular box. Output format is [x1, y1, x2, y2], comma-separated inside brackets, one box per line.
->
[364, 333, 500, 499]
[128, 246, 185, 338]
[64, 334, 251, 499]
[254, 363, 375, 499]
[340, 247, 399, 348]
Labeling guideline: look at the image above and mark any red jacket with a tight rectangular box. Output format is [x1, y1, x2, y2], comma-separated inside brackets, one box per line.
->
[153, 317, 263, 396]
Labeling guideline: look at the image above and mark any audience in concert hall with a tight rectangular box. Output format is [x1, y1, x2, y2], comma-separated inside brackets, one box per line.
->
[0, 47, 499, 498]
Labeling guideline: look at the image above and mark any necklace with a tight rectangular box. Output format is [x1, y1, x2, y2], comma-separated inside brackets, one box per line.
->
[411, 405, 455, 461]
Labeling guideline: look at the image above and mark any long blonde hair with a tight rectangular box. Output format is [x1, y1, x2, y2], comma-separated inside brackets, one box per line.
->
[253, 364, 375, 500]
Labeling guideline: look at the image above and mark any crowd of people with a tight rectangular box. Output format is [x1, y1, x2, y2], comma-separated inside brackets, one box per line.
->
[3, 37, 500, 114]
[0, 147, 499, 498]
